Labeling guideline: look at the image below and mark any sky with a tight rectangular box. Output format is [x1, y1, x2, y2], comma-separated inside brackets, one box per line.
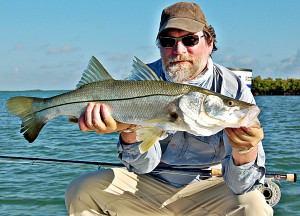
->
[1, 0, 299, 90]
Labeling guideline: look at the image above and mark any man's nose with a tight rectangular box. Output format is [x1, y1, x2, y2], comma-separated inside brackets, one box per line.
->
[173, 41, 187, 55]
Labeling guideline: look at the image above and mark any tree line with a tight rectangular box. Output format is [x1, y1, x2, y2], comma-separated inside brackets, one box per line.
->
[251, 76, 300, 96]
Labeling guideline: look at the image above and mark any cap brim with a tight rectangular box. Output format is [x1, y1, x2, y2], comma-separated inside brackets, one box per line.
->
[158, 18, 205, 36]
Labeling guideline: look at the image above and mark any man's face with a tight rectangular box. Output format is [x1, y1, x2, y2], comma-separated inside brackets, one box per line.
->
[159, 29, 213, 83]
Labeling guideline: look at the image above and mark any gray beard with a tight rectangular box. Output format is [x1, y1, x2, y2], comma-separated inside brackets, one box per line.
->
[166, 63, 197, 83]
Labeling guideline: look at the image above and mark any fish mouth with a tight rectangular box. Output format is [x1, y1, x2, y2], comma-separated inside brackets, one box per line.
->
[202, 95, 261, 128]
[240, 105, 261, 127]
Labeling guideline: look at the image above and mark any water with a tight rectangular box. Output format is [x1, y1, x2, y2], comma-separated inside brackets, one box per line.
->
[0, 91, 299, 216]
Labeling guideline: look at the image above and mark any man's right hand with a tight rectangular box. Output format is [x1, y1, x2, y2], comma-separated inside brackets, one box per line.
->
[78, 102, 129, 134]
[78, 103, 137, 144]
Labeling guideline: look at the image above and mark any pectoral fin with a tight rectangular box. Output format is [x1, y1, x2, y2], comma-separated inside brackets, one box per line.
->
[137, 127, 166, 154]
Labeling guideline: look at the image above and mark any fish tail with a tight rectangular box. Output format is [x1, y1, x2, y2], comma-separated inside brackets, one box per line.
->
[6, 96, 46, 143]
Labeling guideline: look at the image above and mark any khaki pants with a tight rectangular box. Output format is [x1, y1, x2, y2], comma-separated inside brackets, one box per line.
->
[65, 168, 273, 216]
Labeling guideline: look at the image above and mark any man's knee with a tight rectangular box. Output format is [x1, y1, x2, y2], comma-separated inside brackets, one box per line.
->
[65, 169, 115, 211]
[232, 189, 273, 216]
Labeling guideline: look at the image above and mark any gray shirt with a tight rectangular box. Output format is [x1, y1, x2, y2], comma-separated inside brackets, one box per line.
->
[117, 58, 265, 194]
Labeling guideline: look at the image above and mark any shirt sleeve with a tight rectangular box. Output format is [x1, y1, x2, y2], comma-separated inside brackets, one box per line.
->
[117, 136, 162, 174]
[221, 132, 266, 194]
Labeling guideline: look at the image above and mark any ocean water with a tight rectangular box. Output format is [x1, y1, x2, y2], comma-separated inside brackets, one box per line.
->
[0, 91, 299, 216]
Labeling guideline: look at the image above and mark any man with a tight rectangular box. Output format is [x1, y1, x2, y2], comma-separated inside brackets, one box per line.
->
[65, 2, 273, 215]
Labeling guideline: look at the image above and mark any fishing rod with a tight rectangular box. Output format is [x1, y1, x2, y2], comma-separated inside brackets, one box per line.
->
[0, 155, 123, 167]
[0, 155, 297, 182]
[1, 155, 297, 207]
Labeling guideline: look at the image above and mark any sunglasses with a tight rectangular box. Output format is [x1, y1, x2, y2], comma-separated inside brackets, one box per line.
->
[157, 34, 204, 48]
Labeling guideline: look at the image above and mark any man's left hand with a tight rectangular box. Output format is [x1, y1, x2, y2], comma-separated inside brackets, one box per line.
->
[225, 119, 264, 165]
[225, 126, 264, 151]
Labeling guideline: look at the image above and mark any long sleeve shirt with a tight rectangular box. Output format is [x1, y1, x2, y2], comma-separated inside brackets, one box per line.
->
[117, 58, 266, 194]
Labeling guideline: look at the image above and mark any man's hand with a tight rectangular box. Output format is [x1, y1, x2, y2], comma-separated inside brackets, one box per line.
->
[78, 102, 130, 134]
[225, 126, 264, 151]
[225, 119, 264, 165]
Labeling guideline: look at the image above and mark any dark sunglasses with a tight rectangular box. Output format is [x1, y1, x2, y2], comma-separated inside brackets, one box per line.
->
[157, 34, 204, 48]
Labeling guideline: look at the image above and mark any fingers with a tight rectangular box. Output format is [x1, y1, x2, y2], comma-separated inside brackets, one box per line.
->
[99, 104, 117, 132]
[243, 127, 264, 140]
[91, 104, 107, 132]
[78, 111, 89, 132]
[78, 103, 117, 134]
[225, 126, 264, 151]
[225, 128, 246, 150]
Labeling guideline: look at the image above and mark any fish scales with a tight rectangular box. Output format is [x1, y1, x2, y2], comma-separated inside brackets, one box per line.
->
[37, 79, 191, 119]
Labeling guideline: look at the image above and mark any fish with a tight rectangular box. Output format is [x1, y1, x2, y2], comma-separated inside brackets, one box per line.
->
[6, 56, 261, 154]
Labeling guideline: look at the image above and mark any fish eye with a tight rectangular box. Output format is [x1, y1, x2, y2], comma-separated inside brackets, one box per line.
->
[169, 112, 179, 122]
[226, 100, 235, 107]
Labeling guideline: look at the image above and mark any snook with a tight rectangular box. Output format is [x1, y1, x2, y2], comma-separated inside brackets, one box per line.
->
[6, 56, 260, 153]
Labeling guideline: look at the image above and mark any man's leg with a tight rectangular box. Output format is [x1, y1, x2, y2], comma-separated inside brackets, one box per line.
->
[65, 168, 178, 216]
[171, 178, 273, 216]
[65, 168, 273, 216]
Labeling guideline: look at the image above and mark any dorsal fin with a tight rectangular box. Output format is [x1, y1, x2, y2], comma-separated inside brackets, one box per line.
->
[76, 56, 113, 89]
[128, 56, 163, 81]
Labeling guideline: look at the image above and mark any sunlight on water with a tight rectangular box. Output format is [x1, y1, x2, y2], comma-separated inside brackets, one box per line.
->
[255, 96, 300, 216]
[0, 92, 299, 216]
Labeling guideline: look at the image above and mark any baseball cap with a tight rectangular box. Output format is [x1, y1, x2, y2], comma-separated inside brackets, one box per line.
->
[158, 2, 208, 36]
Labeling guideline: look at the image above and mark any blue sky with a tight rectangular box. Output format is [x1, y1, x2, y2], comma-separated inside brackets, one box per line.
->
[1, 0, 299, 90]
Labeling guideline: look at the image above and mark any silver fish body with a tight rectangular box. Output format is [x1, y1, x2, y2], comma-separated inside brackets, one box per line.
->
[6, 56, 260, 153]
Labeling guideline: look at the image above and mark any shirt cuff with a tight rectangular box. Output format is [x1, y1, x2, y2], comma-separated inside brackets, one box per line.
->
[229, 155, 256, 171]
[118, 138, 141, 154]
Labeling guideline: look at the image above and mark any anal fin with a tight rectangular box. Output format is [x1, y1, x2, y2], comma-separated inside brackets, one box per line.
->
[68, 116, 79, 124]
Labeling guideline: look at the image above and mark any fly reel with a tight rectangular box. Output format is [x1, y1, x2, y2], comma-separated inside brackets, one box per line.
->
[258, 180, 281, 207]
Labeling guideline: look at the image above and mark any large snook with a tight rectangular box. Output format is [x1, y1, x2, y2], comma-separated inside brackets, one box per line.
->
[6, 56, 260, 153]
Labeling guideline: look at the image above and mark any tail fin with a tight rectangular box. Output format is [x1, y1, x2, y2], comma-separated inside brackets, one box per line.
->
[6, 96, 46, 143]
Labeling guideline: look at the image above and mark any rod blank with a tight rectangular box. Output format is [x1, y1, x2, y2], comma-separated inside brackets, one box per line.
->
[0, 155, 296, 182]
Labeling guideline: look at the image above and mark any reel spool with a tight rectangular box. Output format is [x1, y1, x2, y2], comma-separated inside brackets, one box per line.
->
[258, 180, 281, 207]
